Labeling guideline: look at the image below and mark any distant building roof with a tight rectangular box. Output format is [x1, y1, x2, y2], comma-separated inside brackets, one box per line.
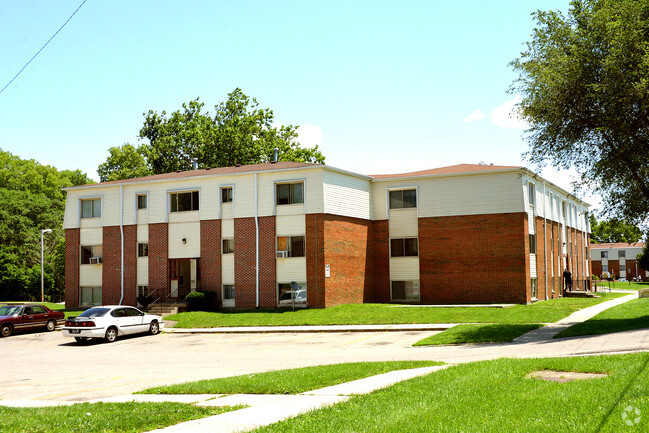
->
[369, 163, 520, 179]
[590, 242, 646, 249]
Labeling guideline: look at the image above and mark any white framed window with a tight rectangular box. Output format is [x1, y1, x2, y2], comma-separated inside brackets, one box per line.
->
[389, 189, 417, 209]
[223, 285, 235, 300]
[170, 191, 199, 212]
[390, 238, 418, 257]
[619, 251, 626, 258]
[80, 245, 103, 264]
[222, 239, 234, 254]
[81, 198, 101, 218]
[528, 183, 536, 210]
[221, 187, 233, 203]
[278, 282, 307, 306]
[601, 251, 608, 259]
[276, 182, 304, 205]
[529, 234, 537, 255]
[277, 236, 305, 258]
[138, 243, 148, 257]
[80, 286, 102, 306]
[391, 281, 420, 302]
[137, 194, 147, 209]
[137, 285, 149, 297]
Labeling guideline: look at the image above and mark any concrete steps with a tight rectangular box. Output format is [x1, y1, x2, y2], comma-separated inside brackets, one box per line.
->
[563, 291, 599, 298]
[147, 302, 186, 317]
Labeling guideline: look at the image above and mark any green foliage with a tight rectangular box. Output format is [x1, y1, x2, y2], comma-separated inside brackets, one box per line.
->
[556, 297, 649, 338]
[589, 214, 643, 243]
[0, 148, 93, 301]
[139, 361, 443, 395]
[185, 291, 217, 311]
[638, 246, 649, 271]
[98, 89, 325, 181]
[511, 0, 649, 227]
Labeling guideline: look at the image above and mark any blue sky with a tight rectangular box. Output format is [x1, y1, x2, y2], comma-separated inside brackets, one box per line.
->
[0, 1, 596, 205]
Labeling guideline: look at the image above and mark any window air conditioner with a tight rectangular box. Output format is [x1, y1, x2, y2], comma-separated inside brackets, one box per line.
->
[89, 257, 103, 264]
[276, 251, 288, 259]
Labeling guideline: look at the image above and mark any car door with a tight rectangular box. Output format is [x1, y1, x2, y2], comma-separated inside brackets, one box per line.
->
[20, 306, 39, 330]
[29, 305, 49, 329]
[125, 307, 148, 334]
[110, 308, 135, 335]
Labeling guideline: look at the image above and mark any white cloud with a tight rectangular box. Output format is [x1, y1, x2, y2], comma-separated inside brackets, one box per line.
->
[295, 124, 323, 146]
[489, 95, 529, 130]
[463, 109, 484, 123]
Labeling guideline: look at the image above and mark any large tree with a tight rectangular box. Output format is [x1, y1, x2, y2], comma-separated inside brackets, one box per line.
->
[589, 214, 643, 243]
[98, 89, 325, 181]
[511, 0, 649, 228]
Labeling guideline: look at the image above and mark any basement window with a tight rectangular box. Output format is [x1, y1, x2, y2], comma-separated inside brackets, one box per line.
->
[391, 281, 420, 302]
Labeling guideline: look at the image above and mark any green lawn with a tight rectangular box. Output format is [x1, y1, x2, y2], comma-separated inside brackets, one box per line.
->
[594, 280, 649, 291]
[166, 294, 626, 328]
[252, 353, 649, 433]
[413, 323, 543, 346]
[139, 361, 443, 395]
[555, 297, 649, 339]
[0, 402, 239, 433]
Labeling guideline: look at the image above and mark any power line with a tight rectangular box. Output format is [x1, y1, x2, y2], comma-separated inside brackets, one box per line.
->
[0, 0, 87, 96]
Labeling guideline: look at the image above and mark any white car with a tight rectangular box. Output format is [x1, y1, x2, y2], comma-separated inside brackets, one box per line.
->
[62, 305, 164, 343]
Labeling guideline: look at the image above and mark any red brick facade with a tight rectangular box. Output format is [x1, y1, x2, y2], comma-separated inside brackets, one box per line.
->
[200, 219, 221, 297]
[149, 223, 169, 297]
[419, 213, 529, 304]
[306, 214, 326, 308]
[372, 220, 390, 303]
[64, 229, 80, 307]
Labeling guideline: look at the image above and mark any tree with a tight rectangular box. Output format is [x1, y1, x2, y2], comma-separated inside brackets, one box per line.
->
[589, 214, 642, 243]
[638, 247, 649, 272]
[99, 89, 325, 181]
[511, 0, 649, 228]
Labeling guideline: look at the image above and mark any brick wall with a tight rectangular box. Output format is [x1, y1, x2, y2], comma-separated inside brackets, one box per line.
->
[320, 214, 373, 307]
[200, 219, 221, 298]
[102, 226, 122, 305]
[306, 214, 325, 308]
[535, 217, 548, 300]
[64, 229, 80, 308]
[258, 216, 277, 308]
[591, 259, 603, 277]
[122, 225, 137, 306]
[419, 213, 529, 304]
[234, 218, 257, 308]
[149, 223, 169, 296]
[372, 220, 390, 303]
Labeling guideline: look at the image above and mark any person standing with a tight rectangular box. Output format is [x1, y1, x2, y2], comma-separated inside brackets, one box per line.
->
[563, 268, 573, 291]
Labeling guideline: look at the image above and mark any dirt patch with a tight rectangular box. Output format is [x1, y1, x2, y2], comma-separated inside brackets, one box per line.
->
[527, 370, 608, 383]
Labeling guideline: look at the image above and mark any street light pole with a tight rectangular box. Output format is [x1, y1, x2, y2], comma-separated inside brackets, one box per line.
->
[41, 229, 52, 302]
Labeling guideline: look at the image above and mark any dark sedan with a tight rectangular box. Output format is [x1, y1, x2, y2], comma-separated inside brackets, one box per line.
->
[0, 304, 65, 337]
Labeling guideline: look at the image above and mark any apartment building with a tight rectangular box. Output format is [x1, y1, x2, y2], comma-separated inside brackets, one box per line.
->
[63, 162, 591, 309]
[590, 242, 647, 280]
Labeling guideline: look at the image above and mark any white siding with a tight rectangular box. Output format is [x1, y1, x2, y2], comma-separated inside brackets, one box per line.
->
[137, 224, 148, 242]
[168, 222, 201, 258]
[221, 219, 234, 238]
[530, 254, 537, 278]
[80, 217, 102, 229]
[221, 254, 235, 284]
[99, 187, 121, 227]
[257, 169, 324, 216]
[63, 192, 79, 229]
[79, 265, 102, 286]
[389, 257, 420, 280]
[389, 209, 418, 238]
[137, 257, 148, 285]
[221, 202, 233, 219]
[276, 257, 307, 282]
[80, 228, 102, 245]
[323, 170, 371, 220]
[276, 215, 306, 236]
[136, 209, 148, 225]
[168, 210, 200, 223]
[275, 203, 305, 216]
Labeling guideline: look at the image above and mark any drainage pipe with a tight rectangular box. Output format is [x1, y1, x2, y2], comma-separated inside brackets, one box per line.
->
[255, 172, 259, 308]
[119, 184, 125, 305]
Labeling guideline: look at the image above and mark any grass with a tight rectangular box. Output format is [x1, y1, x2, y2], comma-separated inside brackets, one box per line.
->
[0, 301, 84, 318]
[0, 402, 240, 433]
[413, 323, 543, 346]
[166, 294, 626, 328]
[594, 280, 649, 291]
[253, 353, 649, 432]
[555, 297, 649, 339]
[139, 361, 443, 395]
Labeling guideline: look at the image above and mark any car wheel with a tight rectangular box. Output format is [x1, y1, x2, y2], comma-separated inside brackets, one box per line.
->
[74, 337, 88, 343]
[149, 320, 160, 335]
[105, 327, 118, 343]
[46, 319, 56, 332]
[0, 324, 12, 337]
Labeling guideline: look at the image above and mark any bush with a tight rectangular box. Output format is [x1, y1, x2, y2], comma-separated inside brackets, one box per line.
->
[186, 291, 218, 311]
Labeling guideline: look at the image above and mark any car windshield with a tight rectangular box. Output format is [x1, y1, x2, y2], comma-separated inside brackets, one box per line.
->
[0, 306, 21, 316]
[79, 307, 110, 318]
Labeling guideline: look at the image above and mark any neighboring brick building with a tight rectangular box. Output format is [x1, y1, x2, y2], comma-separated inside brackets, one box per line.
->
[590, 242, 647, 281]
[63, 162, 591, 309]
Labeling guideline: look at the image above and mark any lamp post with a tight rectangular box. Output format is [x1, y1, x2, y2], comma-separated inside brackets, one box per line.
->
[41, 229, 52, 302]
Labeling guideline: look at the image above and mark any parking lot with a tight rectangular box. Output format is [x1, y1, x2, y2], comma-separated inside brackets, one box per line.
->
[0, 328, 440, 402]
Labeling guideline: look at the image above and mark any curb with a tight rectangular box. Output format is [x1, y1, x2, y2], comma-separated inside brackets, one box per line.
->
[164, 323, 456, 334]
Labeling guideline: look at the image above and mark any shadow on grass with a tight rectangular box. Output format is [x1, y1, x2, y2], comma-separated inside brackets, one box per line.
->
[555, 315, 649, 339]
[414, 323, 543, 346]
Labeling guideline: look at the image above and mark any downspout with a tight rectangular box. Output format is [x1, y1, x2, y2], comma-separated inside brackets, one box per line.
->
[543, 182, 548, 300]
[255, 173, 259, 308]
[119, 184, 124, 305]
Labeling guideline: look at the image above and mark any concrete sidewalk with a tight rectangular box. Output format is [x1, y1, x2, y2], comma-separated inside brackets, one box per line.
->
[513, 293, 638, 343]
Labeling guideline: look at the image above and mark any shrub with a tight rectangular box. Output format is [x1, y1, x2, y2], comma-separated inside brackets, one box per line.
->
[186, 291, 218, 311]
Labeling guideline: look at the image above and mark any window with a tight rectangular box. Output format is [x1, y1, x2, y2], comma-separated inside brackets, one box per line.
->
[222, 239, 234, 254]
[137, 194, 147, 209]
[531, 278, 538, 299]
[80, 287, 102, 306]
[170, 191, 199, 212]
[137, 286, 149, 298]
[276, 236, 305, 258]
[603, 264, 609, 272]
[278, 282, 307, 306]
[81, 198, 101, 218]
[223, 285, 235, 300]
[391, 281, 420, 302]
[32, 305, 46, 314]
[601, 251, 608, 259]
[620, 264, 626, 271]
[528, 183, 536, 210]
[80, 245, 103, 264]
[619, 251, 626, 258]
[138, 243, 148, 257]
[221, 187, 233, 203]
[276, 182, 304, 205]
[389, 189, 417, 209]
[529, 234, 536, 255]
[390, 238, 418, 257]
